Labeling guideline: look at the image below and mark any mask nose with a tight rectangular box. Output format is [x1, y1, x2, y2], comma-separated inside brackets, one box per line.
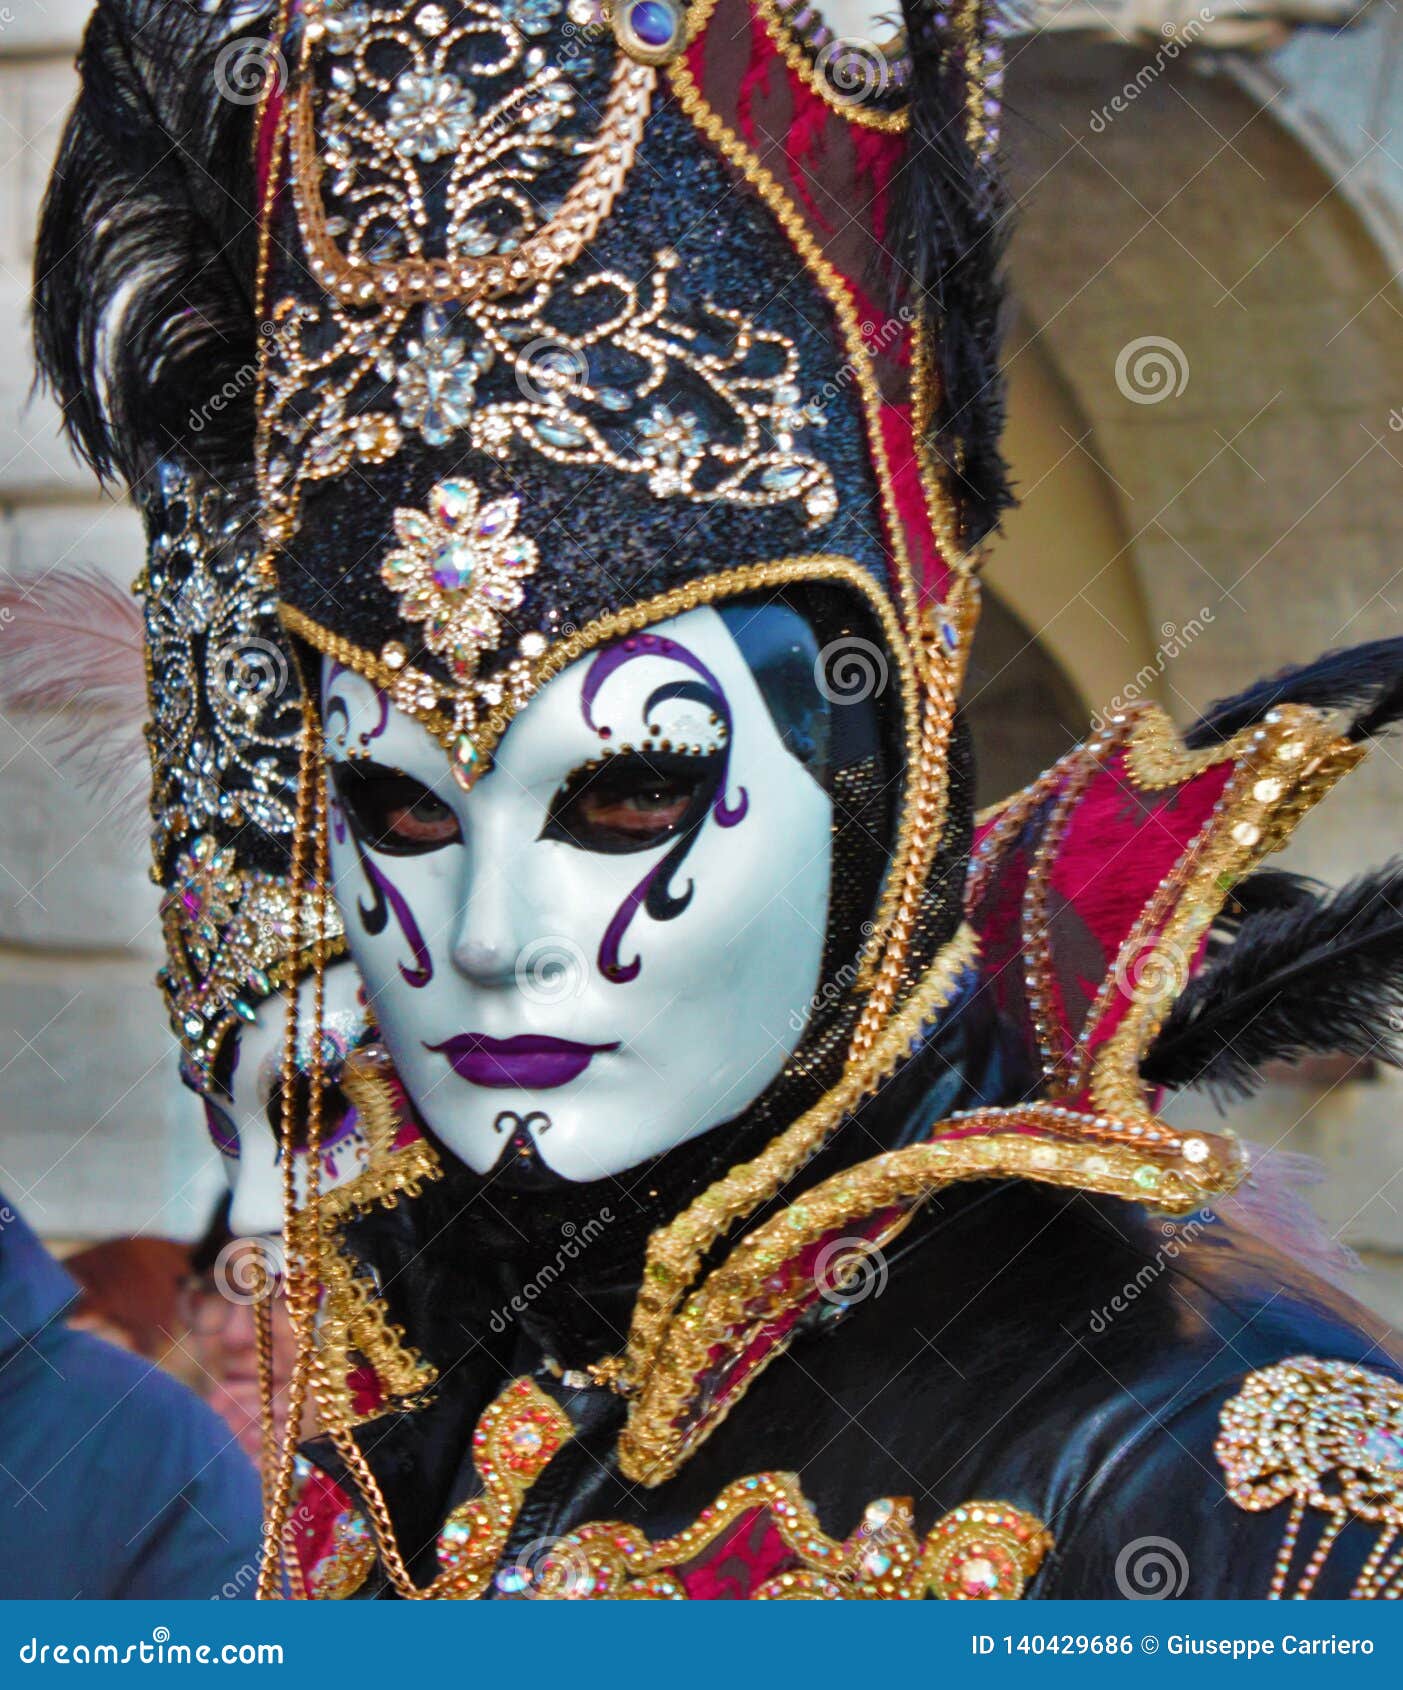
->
[449, 818, 526, 987]
[450, 931, 520, 986]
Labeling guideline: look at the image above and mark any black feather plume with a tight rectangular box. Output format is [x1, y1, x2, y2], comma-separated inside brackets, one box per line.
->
[1142, 862, 1403, 1098]
[31, 0, 274, 488]
[1183, 637, 1403, 749]
[1213, 867, 1323, 928]
[891, 0, 1013, 551]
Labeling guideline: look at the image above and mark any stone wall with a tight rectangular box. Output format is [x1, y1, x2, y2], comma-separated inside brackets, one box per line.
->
[1002, 23, 1403, 1326]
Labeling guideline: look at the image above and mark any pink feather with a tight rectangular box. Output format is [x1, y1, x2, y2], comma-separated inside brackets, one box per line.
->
[0, 567, 149, 818]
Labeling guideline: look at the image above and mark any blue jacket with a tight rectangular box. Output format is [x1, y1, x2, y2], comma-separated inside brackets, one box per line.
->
[0, 1195, 264, 1598]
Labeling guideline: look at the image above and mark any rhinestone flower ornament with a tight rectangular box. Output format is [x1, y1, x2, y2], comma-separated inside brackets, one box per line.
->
[384, 308, 494, 447]
[384, 70, 476, 161]
[381, 478, 540, 682]
[171, 835, 242, 973]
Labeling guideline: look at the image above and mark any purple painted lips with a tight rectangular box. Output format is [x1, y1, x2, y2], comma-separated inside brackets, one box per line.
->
[425, 1033, 619, 1089]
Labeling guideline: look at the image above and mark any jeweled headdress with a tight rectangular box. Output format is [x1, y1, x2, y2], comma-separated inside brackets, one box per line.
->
[253, 0, 1012, 789]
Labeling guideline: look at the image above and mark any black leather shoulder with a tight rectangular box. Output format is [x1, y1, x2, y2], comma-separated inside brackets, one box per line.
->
[630, 1178, 1401, 1600]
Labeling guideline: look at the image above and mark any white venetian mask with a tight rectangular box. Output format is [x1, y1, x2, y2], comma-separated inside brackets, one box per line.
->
[202, 961, 374, 1237]
[320, 606, 832, 1183]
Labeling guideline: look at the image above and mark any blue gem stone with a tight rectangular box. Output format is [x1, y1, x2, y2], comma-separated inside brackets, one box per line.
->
[628, 0, 677, 49]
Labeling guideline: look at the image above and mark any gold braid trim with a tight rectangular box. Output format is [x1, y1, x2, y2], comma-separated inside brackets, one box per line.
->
[965, 700, 1364, 1113]
[666, 20, 934, 632]
[955, 0, 997, 160]
[620, 700, 1364, 1482]
[293, 1057, 443, 1425]
[746, 0, 909, 133]
[287, 40, 655, 310]
[280, 554, 920, 777]
[292, 1217, 437, 1429]
[308, 1375, 1052, 1599]
[619, 1106, 1241, 1484]
[1084, 706, 1363, 1117]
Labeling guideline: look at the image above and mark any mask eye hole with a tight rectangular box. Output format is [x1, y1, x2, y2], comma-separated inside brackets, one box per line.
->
[265, 1075, 352, 1158]
[331, 761, 462, 854]
[543, 751, 717, 854]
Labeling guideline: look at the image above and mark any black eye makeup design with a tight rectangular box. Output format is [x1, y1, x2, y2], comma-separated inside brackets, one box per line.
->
[331, 761, 462, 855]
[542, 751, 721, 855]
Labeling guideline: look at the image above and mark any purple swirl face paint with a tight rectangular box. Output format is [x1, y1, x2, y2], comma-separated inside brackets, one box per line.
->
[204, 1099, 240, 1159]
[582, 632, 749, 984]
[324, 677, 433, 987]
[355, 852, 434, 989]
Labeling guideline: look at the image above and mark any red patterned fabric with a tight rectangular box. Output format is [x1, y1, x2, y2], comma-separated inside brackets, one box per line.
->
[968, 729, 1240, 1085]
[290, 1464, 358, 1587]
[678, 1507, 794, 1599]
[689, 9, 954, 604]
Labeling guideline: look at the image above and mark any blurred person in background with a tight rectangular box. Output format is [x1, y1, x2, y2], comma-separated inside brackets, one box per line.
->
[64, 1233, 190, 1362]
[179, 1194, 300, 1468]
[0, 1192, 262, 1599]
